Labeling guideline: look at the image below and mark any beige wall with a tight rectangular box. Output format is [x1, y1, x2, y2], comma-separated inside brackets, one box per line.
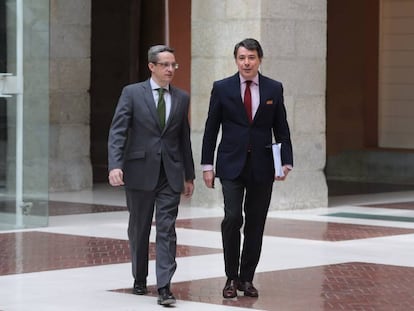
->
[326, 0, 379, 155]
[48, 0, 329, 209]
[191, 0, 328, 209]
[46, 0, 414, 203]
[49, 0, 92, 191]
[379, 0, 414, 148]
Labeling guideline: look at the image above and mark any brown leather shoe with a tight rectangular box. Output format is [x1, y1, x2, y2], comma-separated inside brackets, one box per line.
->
[222, 279, 238, 298]
[238, 281, 259, 297]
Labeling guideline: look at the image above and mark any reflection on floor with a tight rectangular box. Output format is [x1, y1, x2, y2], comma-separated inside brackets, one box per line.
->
[1, 183, 414, 310]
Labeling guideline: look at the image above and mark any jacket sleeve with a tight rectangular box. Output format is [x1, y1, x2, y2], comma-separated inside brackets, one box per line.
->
[107, 86, 132, 171]
[273, 84, 293, 167]
[180, 93, 195, 181]
[201, 82, 222, 165]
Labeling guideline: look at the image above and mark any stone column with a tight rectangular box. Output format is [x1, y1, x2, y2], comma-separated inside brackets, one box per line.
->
[191, 0, 328, 209]
[49, 0, 92, 191]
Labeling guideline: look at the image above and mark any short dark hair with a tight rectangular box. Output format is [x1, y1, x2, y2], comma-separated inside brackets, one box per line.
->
[233, 38, 263, 59]
[148, 45, 175, 63]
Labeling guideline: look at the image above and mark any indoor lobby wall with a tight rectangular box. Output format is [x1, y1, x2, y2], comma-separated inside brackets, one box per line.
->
[191, 0, 328, 209]
[49, 0, 92, 191]
[326, 0, 414, 187]
[47, 0, 329, 209]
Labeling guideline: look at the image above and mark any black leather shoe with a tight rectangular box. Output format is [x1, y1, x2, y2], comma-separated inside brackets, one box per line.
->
[133, 280, 147, 295]
[222, 279, 238, 298]
[157, 287, 176, 306]
[238, 281, 259, 297]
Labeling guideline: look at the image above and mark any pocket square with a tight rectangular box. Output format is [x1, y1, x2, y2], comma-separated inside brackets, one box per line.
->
[266, 99, 273, 105]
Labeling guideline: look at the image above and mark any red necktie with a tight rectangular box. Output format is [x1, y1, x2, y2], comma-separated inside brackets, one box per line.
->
[244, 81, 252, 123]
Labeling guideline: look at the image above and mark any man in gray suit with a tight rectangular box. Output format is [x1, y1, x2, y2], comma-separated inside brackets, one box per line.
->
[108, 45, 195, 306]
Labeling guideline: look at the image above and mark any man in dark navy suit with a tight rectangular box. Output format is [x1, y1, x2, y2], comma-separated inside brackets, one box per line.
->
[201, 38, 293, 299]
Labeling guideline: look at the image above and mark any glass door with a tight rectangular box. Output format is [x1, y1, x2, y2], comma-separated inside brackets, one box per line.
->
[0, 0, 49, 229]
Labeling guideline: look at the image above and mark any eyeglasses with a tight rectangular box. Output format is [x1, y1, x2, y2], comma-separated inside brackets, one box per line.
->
[154, 62, 179, 70]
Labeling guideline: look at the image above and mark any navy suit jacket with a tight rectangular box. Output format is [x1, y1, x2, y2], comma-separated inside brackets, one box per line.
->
[201, 73, 293, 183]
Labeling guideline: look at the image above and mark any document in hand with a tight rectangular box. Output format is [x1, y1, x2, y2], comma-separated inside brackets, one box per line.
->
[272, 143, 284, 177]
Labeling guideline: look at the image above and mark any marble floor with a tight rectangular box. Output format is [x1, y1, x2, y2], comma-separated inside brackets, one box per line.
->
[1, 183, 414, 311]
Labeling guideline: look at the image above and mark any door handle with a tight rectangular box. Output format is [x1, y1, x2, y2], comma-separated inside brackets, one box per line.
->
[0, 73, 21, 97]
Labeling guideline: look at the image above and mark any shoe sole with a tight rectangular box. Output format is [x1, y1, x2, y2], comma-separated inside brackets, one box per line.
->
[243, 292, 259, 297]
[222, 290, 237, 298]
[237, 288, 258, 297]
[157, 298, 176, 305]
[240, 289, 258, 297]
[132, 289, 148, 295]
[223, 294, 237, 298]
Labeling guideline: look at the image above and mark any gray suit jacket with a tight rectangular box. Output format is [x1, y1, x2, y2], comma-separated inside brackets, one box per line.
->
[108, 79, 195, 192]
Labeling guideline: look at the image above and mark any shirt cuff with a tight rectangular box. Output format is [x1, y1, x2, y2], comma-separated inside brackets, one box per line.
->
[202, 164, 214, 172]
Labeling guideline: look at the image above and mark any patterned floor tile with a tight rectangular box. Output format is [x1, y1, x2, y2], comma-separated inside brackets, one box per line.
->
[324, 212, 414, 222]
[0, 232, 221, 276]
[114, 262, 414, 311]
[361, 201, 414, 210]
[176, 217, 414, 241]
[49, 201, 127, 215]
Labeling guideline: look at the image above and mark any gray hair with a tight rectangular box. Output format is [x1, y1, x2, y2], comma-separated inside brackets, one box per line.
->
[148, 45, 175, 63]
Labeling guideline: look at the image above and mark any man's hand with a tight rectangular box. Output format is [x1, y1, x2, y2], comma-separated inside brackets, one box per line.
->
[183, 180, 194, 197]
[275, 165, 291, 181]
[203, 170, 215, 188]
[108, 168, 124, 186]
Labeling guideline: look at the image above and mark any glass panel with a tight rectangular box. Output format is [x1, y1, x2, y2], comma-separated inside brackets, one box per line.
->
[0, 0, 49, 230]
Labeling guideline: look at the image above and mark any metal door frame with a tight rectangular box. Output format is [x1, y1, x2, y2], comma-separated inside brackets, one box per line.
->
[0, 0, 24, 226]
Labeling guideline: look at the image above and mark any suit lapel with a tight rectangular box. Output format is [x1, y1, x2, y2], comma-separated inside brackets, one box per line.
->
[165, 86, 179, 130]
[228, 74, 250, 124]
[252, 74, 270, 123]
[142, 80, 164, 129]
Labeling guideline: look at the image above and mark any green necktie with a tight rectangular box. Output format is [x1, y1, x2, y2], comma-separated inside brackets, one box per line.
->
[157, 88, 166, 128]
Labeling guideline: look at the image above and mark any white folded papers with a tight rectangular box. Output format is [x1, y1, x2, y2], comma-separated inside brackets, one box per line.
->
[272, 143, 284, 177]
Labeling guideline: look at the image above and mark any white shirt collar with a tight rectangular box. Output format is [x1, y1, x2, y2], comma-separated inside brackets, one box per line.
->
[239, 74, 259, 86]
[150, 78, 169, 91]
